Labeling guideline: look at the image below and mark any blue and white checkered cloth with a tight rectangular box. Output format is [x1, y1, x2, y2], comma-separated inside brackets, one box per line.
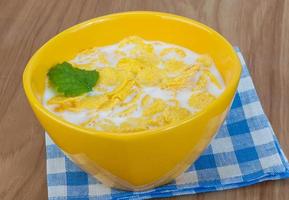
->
[46, 48, 289, 200]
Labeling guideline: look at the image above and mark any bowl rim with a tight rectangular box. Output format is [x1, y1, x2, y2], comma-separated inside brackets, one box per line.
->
[23, 11, 242, 138]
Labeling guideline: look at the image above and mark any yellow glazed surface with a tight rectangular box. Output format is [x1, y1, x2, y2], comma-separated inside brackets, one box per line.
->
[23, 11, 241, 190]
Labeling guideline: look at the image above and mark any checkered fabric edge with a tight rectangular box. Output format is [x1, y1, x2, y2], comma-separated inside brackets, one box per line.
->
[46, 47, 289, 200]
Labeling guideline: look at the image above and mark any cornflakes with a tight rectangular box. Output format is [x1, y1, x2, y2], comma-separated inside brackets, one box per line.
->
[44, 36, 225, 133]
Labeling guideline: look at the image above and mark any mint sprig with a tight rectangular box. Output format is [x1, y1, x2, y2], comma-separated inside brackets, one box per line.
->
[48, 62, 99, 97]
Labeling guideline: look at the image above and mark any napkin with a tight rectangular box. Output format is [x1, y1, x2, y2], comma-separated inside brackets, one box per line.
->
[46, 48, 289, 200]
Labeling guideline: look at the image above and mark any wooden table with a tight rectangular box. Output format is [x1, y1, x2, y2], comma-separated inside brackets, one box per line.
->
[0, 0, 288, 199]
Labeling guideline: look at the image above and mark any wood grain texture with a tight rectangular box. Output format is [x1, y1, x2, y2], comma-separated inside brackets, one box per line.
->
[0, 0, 288, 199]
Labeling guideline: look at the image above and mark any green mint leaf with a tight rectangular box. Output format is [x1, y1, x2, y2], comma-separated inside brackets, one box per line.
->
[47, 62, 99, 97]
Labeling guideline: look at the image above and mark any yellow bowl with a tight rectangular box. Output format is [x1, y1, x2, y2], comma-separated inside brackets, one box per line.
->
[23, 11, 241, 191]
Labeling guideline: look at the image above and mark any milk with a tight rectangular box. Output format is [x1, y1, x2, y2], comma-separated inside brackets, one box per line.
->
[43, 37, 225, 131]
